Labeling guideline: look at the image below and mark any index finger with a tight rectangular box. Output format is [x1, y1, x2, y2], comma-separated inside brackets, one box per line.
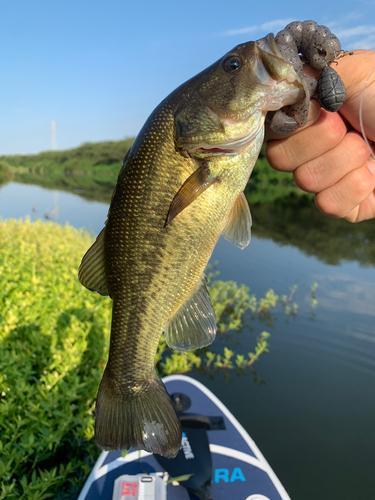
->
[265, 99, 321, 142]
[266, 107, 349, 172]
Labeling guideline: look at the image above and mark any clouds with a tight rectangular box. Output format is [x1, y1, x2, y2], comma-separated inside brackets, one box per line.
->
[319, 12, 375, 50]
[221, 15, 375, 50]
[222, 18, 293, 37]
[335, 24, 375, 39]
[334, 24, 375, 49]
[351, 34, 375, 49]
[311, 271, 375, 319]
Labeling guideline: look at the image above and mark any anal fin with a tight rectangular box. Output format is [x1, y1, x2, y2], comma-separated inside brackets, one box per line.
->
[222, 192, 252, 250]
[78, 227, 108, 296]
[164, 277, 216, 352]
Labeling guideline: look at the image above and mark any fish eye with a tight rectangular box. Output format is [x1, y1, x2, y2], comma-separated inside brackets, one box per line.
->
[223, 56, 242, 73]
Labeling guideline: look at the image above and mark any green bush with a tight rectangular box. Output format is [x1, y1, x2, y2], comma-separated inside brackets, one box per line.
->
[0, 161, 12, 184]
[0, 220, 282, 498]
[0, 138, 134, 169]
[0, 220, 109, 499]
[0, 139, 134, 203]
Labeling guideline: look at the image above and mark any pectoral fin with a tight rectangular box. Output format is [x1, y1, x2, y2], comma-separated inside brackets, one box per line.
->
[222, 192, 252, 250]
[78, 227, 108, 296]
[164, 277, 216, 352]
[165, 164, 218, 226]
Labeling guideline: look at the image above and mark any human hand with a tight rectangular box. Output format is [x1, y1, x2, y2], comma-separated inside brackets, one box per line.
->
[265, 51, 375, 222]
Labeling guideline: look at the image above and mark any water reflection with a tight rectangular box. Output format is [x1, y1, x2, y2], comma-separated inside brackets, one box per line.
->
[1, 183, 374, 380]
[0, 160, 13, 185]
[0, 182, 108, 235]
[1, 178, 375, 498]
[250, 194, 375, 266]
[2, 179, 375, 268]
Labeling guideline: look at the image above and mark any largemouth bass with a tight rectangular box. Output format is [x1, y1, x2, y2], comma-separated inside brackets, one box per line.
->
[79, 34, 305, 458]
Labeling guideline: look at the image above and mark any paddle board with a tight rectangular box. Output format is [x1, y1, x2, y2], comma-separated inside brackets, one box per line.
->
[78, 375, 291, 500]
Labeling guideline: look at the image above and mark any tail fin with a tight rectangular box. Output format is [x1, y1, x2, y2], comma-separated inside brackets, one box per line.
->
[94, 369, 182, 459]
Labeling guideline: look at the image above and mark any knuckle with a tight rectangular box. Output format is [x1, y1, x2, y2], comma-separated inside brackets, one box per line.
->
[351, 167, 374, 197]
[323, 122, 344, 146]
[314, 191, 341, 218]
[293, 162, 320, 193]
[345, 131, 372, 164]
[314, 167, 375, 219]
[266, 141, 296, 172]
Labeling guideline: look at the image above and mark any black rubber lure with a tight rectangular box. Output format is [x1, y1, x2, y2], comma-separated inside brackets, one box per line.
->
[318, 65, 347, 112]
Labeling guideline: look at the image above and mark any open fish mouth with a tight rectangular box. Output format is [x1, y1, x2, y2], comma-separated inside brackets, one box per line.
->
[182, 109, 265, 157]
[255, 33, 303, 87]
[195, 126, 262, 156]
[256, 33, 284, 59]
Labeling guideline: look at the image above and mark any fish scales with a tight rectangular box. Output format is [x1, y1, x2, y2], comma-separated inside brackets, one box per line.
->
[105, 97, 255, 375]
[79, 34, 314, 458]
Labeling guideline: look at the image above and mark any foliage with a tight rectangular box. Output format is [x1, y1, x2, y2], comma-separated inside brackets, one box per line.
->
[0, 161, 12, 185]
[0, 139, 134, 168]
[245, 156, 304, 204]
[1, 138, 304, 204]
[0, 139, 134, 203]
[0, 220, 289, 498]
[0, 220, 109, 499]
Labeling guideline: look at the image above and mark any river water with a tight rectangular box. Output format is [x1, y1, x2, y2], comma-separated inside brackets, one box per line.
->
[1, 181, 374, 499]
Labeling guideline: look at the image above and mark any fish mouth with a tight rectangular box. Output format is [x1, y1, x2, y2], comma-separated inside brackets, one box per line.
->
[256, 33, 284, 60]
[252, 34, 305, 111]
[186, 117, 264, 157]
[255, 33, 303, 85]
[176, 35, 304, 157]
[198, 147, 236, 155]
[196, 128, 260, 156]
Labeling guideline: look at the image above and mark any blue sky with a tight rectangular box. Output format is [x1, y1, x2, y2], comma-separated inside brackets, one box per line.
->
[1, 0, 374, 155]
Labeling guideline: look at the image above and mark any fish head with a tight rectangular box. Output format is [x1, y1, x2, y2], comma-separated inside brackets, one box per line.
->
[175, 34, 305, 154]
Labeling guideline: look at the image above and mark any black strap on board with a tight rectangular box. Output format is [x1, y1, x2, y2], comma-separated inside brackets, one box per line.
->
[154, 392, 226, 500]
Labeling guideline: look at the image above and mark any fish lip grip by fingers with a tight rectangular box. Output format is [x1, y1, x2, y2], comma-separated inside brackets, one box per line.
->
[266, 20, 346, 135]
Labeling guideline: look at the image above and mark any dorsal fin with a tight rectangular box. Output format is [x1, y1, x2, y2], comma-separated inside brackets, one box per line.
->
[222, 192, 252, 250]
[78, 228, 108, 296]
[164, 277, 216, 352]
[165, 164, 218, 226]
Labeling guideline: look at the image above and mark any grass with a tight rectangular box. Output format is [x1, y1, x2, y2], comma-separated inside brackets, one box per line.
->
[0, 220, 109, 499]
[0, 219, 294, 498]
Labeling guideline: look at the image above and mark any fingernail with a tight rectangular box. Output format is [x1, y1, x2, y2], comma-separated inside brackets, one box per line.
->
[307, 100, 321, 124]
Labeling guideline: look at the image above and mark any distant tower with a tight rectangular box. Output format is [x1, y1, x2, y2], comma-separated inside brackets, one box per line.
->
[51, 120, 57, 150]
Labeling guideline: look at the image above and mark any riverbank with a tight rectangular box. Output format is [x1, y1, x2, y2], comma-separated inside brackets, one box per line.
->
[0, 139, 302, 204]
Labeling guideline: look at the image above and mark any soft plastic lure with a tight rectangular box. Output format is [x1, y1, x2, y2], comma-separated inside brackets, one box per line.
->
[267, 20, 346, 134]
